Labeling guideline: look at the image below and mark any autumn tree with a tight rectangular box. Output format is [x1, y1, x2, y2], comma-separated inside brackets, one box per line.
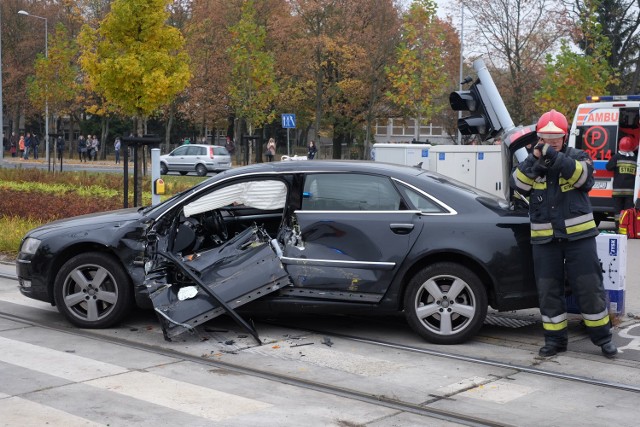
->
[567, 0, 640, 93]
[459, 0, 569, 125]
[182, 0, 234, 149]
[27, 23, 80, 156]
[535, 4, 617, 118]
[79, 0, 191, 204]
[386, 0, 449, 142]
[430, 17, 465, 143]
[227, 0, 278, 156]
[348, 0, 401, 157]
[79, 0, 191, 135]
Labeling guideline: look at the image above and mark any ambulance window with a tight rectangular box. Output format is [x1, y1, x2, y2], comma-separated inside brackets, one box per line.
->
[577, 124, 615, 161]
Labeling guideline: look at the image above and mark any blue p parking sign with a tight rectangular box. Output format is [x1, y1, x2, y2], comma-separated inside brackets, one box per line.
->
[282, 114, 296, 129]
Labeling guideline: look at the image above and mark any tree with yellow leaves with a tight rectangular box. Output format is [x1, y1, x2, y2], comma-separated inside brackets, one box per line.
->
[386, 0, 448, 143]
[78, 0, 191, 136]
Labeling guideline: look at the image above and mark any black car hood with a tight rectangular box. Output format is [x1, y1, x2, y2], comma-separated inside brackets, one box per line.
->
[27, 207, 146, 239]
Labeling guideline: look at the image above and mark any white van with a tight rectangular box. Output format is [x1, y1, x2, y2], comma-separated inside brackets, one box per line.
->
[567, 96, 640, 223]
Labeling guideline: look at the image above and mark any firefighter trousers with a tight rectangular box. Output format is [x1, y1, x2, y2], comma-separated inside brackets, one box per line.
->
[532, 237, 612, 347]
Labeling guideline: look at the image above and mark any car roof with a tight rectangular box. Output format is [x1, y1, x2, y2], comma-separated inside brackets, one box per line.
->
[206, 160, 492, 201]
[213, 160, 424, 179]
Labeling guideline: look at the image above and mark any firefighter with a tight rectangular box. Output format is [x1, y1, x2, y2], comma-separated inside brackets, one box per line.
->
[606, 136, 638, 227]
[511, 109, 617, 358]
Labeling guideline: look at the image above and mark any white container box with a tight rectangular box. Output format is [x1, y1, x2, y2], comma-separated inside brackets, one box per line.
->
[567, 233, 627, 316]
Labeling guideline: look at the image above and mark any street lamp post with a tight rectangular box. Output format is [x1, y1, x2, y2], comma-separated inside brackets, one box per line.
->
[1, 6, 4, 160]
[18, 10, 49, 166]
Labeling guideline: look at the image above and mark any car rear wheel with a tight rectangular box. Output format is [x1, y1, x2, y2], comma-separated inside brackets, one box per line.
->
[160, 163, 168, 175]
[404, 262, 487, 344]
[53, 253, 132, 328]
[196, 164, 208, 176]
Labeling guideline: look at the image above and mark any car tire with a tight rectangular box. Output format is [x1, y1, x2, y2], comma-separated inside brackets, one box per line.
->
[160, 163, 168, 175]
[196, 164, 208, 177]
[53, 252, 133, 329]
[404, 262, 487, 344]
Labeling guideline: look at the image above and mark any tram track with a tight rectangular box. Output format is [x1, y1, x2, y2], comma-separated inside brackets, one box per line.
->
[2, 267, 639, 425]
[259, 320, 640, 394]
[0, 309, 511, 427]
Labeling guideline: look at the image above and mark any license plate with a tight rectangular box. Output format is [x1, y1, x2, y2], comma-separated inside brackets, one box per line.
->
[593, 180, 608, 189]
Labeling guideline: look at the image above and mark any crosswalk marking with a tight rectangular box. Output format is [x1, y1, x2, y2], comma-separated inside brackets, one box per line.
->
[86, 371, 272, 421]
[0, 336, 128, 382]
[0, 336, 271, 422]
[0, 396, 104, 427]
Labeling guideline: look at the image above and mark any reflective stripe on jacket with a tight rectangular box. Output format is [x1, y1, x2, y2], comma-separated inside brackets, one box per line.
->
[511, 147, 599, 244]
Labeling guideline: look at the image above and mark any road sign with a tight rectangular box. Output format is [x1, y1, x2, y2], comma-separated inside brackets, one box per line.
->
[282, 114, 296, 129]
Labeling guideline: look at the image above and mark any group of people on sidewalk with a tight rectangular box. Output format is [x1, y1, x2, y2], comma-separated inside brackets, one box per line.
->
[5, 131, 40, 160]
[75, 135, 102, 162]
[263, 138, 317, 162]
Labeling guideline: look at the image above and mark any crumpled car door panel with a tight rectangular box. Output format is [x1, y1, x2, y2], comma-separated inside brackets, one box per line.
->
[146, 226, 291, 340]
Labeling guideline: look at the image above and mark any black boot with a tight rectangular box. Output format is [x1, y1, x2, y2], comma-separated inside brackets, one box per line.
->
[538, 343, 567, 357]
[601, 342, 617, 359]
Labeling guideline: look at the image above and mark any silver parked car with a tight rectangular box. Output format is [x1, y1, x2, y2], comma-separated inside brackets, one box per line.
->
[160, 144, 232, 176]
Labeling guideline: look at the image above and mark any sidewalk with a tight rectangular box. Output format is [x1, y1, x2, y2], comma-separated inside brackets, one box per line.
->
[1, 155, 123, 169]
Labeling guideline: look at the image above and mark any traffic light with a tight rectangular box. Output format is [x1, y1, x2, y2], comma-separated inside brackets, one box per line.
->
[449, 80, 501, 141]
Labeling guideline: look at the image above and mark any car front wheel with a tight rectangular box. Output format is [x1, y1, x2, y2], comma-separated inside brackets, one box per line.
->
[53, 253, 132, 328]
[160, 163, 168, 175]
[404, 262, 487, 344]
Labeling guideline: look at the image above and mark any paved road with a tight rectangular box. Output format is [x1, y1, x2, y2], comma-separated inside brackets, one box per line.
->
[1, 272, 639, 426]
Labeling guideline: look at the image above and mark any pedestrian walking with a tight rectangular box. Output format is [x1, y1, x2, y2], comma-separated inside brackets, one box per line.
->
[23, 133, 32, 160]
[77, 136, 85, 161]
[511, 109, 617, 359]
[18, 135, 25, 159]
[9, 132, 18, 158]
[266, 138, 276, 162]
[32, 134, 40, 160]
[90, 135, 99, 161]
[307, 140, 317, 159]
[114, 137, 121, 164]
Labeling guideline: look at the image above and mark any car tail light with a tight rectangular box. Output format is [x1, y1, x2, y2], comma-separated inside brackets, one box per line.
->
[209, 147, 214, 159]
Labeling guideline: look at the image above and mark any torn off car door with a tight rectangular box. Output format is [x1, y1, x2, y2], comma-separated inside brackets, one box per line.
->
[146, 226, 291, 341]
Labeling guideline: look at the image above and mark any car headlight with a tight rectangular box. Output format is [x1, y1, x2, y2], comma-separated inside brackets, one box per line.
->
[21, 237, 42, 255]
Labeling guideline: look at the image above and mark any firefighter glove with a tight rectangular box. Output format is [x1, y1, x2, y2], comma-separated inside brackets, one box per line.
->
[532, 160, 548, 177]
[535, 143, 558, 165]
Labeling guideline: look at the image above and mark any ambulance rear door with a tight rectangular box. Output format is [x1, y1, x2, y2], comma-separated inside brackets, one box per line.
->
[568, 104, 638, 221]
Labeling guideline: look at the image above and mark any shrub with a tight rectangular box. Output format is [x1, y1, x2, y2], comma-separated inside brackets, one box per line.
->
[0, 169, 207, 257]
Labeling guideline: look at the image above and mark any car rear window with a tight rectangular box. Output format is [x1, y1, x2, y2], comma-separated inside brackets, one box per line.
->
[214, 146, 229, 155]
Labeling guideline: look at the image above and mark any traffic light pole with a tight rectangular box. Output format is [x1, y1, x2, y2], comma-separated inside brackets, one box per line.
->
[473, 59, 528, 163]
[473, 59, 514, 135]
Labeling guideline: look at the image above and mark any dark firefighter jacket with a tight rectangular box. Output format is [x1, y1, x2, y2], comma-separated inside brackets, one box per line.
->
[511, 146, 599, 244]
[606, 151, 638, 197]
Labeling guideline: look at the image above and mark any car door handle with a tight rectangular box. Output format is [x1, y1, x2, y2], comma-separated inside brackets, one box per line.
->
[390, 223, 414, 234]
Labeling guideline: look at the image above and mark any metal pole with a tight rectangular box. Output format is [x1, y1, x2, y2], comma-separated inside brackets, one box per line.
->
[45, 18, 49, 169]
[287, 128, 290, 156]
[0, 5, 4, 160]
[151, 148, 160, 205]
[457, 4, 463, 145]
[17, 11, 48, 167]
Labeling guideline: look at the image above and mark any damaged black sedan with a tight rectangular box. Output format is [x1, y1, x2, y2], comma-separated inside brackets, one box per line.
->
[16, 161, 537, 344]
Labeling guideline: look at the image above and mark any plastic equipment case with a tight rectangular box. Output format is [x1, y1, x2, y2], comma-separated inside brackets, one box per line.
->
[567, 233, 627, 316]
